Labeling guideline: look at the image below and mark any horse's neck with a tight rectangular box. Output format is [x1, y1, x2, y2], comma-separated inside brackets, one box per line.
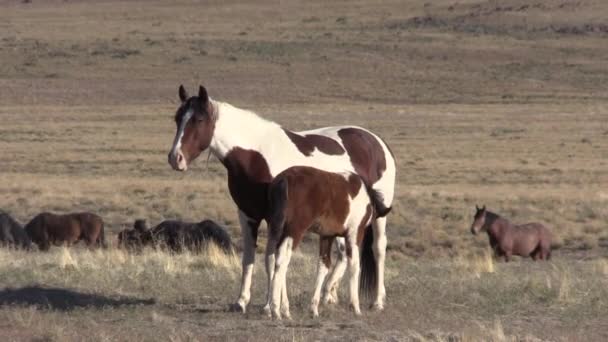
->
[485, 212, 509, 238]
[209, 101, 281, 159]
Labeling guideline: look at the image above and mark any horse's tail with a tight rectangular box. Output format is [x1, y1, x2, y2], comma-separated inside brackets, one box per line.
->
[360, 225, 376, 300]
[360, 181, 391, 299]
[268, 177, 289, 244]
[363, 182, 392, 218]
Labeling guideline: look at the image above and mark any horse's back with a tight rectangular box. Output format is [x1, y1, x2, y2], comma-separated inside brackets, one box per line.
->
[298, 125, 396, 207]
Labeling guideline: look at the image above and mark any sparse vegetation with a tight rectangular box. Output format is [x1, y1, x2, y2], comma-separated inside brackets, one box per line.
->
[0, 0, 607, 340]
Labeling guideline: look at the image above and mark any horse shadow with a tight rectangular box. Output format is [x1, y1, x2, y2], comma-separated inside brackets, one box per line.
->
[0, 286, 155, 311]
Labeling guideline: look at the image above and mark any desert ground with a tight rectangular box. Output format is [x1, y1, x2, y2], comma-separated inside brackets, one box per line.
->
[0, 0, 607, 340]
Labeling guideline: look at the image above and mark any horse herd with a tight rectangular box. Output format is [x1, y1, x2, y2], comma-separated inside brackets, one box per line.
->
[0, 210, 234, 254]
[0, 84, 554, 320]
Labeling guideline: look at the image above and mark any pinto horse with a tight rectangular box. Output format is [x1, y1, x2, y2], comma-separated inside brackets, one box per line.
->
[267, 166, 391, 319]
[167, 85, 396, 313]
[470, 206, 552, 261]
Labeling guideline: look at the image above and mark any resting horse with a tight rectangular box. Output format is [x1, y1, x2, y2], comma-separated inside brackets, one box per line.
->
[118, 219, 233, 254]
[470, 205, 552, 261]
[24, 212, 106, 251]
[167, 85, 396, 313]
[0, 210, 32, 250]
[267, 166, 391, 319]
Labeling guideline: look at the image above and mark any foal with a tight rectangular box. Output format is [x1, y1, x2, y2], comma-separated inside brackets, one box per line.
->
[470, 206, 552, 261]
[267, 166, 391, 319]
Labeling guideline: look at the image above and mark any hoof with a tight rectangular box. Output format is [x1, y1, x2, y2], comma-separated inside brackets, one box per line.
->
[371, 303, 384, 311]
[323, 294, 338, 305]
[229, 303, 246, 313]
[262, 304, 271, 317]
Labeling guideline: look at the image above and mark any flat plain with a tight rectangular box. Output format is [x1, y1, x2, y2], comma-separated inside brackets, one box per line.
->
[0, 0, 607, 340]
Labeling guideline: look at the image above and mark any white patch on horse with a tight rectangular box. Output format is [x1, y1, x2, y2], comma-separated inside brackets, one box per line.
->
[170, 108, 193, 157]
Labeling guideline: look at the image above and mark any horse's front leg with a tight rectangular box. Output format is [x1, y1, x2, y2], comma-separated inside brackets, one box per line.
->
[233, 211, 261, 313]
[263, 233, 277, 316]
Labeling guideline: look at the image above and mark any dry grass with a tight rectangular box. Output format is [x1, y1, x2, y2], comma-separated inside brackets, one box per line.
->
[1, 0, 608, 340]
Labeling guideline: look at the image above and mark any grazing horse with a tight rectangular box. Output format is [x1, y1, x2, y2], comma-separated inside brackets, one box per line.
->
[470, 206, 552, 261]
[267, 166, 391, 319]
[167, 85, 396, 313]
[0, 210, 32, 250]
[118, 219, 233, 253]
[24, 212, 106, 251]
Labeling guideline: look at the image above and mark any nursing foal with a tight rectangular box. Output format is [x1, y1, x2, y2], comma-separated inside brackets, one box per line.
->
[267, 166, 391, 319]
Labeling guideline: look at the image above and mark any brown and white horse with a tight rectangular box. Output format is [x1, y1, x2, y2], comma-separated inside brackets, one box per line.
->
[167, 85, 396, 313]
[267, 166, 391, 319]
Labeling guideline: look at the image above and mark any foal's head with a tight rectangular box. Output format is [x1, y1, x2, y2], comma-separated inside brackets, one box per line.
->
[168, 85, 217, 171]
[470, 205, 487, 235]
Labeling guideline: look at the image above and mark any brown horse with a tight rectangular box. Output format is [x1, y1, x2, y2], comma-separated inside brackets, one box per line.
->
[470, 206, 552, 261]
[267, 166, 391, 319]
[25, 212, 106, 251]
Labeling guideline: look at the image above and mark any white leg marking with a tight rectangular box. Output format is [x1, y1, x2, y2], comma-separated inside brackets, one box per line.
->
[235, 211, 256, 312]
[311, 259, 330, 317]
[270, 237, 293, 320]
[348, 242, 362, 316]
[323, 237, 347, 305]
[263, 238, 276, 316]
[372, 216, 387, 311]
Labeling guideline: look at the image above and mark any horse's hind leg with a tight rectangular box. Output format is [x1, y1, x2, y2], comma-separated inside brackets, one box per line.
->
[371, 216, 388, 311]
[347, 237, 362, 316]
[270, 237, 293, 320]
[311, 236, 333, 317]
[323, 237, 347, 305]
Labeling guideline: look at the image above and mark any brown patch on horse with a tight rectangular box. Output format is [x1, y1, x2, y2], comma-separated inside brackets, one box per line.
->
[338, 128, 387, 185]
[347, 173, 362, 197]
[268, 166, 357, 249]
[470, 207, 552, 261]
[221, 147, 273, 221]
[25, 212, 105, 251]
[283, 129, 345, 156]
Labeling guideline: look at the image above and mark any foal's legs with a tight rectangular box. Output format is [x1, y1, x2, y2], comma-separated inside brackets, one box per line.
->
[234, 211, 261, 313]
[347, 237, 362, 315]
[271, 237, 293, 320]
[371, 216, 388, 310]
[311, 236, 334, 317]
[323, 237, 347, 304]
[263, 236, 277, 316]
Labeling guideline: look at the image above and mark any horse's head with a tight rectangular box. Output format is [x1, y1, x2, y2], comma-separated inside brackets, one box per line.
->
[470, 205, 487, 235]
[168, 85, 217, 171]
[117, 220, 152, 249]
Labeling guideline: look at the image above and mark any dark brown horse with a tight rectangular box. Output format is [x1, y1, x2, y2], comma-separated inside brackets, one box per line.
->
[24, 212, 106, 251]
[470, 206, 552, 261]
[267, 166, 391, 319]
[0, 210, 32, 250]
[118, 219, 233, 254]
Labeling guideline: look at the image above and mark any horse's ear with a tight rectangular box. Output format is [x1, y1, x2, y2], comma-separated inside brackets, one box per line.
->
[179, 85, 189, 102]
[198, 85, 209, 103]
[476, 205, 480, 211]
[482, 205, 486, 211]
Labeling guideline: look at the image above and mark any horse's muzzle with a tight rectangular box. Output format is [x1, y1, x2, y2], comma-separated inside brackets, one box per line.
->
[168, 150, 188, 171]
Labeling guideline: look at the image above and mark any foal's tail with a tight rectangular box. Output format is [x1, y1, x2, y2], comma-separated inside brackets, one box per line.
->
[268, 177, 289, 243]
[360, 182, 392, 299]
